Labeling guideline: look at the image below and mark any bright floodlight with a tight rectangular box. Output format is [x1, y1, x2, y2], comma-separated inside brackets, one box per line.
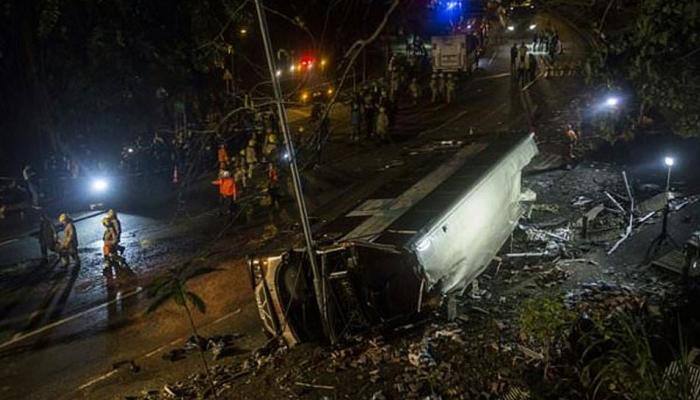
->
[529, 24, 537, 30]
[664, 156, 675, 167]
[507, 25, 515, 31]
[275, 69, 282, 77]
[91, 178, 108, 192]
[605, 97, 619, 107]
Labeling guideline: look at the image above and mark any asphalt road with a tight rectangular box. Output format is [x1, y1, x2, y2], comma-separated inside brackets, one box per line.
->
[0, 11, 587, 400]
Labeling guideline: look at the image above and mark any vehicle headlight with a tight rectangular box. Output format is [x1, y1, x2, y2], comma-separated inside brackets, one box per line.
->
[507, 25, 515, 31]
[529, 24, 537, 30]
[91, 178, 109, 193]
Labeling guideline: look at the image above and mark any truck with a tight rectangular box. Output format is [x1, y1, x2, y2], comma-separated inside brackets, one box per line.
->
[249, 132, 539, 345]
[430, 34, 480, 74]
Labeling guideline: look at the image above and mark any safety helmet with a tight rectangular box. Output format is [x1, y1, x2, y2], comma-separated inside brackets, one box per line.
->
[268, 134, 277, 143]
[102, 217, 111, 227]
[107, 209, 117, 219]
[58, 213, 71, 223]
[248, 139, 256, 146]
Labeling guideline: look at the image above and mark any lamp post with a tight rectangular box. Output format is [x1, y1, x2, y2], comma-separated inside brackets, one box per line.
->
[604, 96, 619, 108]
[254, 0, 335, 344]
[664, 156, 674, 192]
[646, 155, 679, 261]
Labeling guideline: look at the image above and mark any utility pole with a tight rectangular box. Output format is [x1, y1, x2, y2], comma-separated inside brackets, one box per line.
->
[253, 0, 335, 344]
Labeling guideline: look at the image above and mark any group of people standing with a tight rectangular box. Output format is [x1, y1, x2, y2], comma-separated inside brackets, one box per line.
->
[212, 123, 282, 219]
[350, 82, 398, 143]
[532, 28, 562, 59]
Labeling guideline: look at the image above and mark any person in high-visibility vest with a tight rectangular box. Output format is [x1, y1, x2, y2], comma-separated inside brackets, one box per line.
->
[212, 169, 237, 216]
[217, 144, 230, 170]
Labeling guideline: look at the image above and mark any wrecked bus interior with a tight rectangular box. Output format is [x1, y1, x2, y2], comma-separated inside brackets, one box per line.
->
[249, 132, 539, 345]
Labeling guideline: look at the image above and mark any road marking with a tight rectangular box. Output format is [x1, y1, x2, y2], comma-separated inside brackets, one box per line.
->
[0, 286, 143, 351]
[472, 72, 511, 82]
[77, 370, 118, 391]
[75, 308, 243, 393]
[0, 238, 19, 247]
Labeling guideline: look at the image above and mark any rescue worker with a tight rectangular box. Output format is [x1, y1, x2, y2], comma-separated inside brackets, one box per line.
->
[510, 43, 518, 73]
[409, 78, 420, 105]
[528, 52, 538, 82]
[429, 73, 439, 103]
[38, 213, 56, 263]
[376, 106, 390, 142]
[437, 73, 446, 100]
[22, 164, 39, 207]
[245, 138, 258, 179]
[263, 130, 278, 162]
[217, 144, 230, 170]
[212, 169, 237, 216]
[57, 213, 79, 267]
[265, 164, 282, 218]
[106, 209, 123, 254]
[564, 124, 579, 168]
[445, 74, 456, 104]
[102, 217, 124, 273]
[234, 163, 247, 190]
[532, 32, 540, 52]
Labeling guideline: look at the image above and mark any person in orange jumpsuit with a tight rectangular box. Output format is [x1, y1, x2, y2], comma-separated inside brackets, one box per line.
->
[212, 169, 237, 216]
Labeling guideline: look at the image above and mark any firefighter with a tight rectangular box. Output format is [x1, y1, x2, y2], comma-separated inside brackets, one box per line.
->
[106, 209, 123, 254]
[564, 124, 579, 168]
[217, 144, 230, 169]
[430, 73, 439, 103]
[102, 217, 125, 273]
[57, 213, 79, 267]
[38, 213, 56, 263]
[263, 129, 278, 162]
[212, 169, 237, 216]
[409, 77, 420, 105]
[245, 138, 258, 179]
[376, 106, 390, 142]
[445, 74, 456, 104]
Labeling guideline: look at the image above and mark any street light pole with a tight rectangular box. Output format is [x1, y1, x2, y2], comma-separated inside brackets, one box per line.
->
[253, 0, 335, 343]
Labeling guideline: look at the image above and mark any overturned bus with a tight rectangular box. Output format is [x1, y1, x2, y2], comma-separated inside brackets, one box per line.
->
[249, 132, 538, 345]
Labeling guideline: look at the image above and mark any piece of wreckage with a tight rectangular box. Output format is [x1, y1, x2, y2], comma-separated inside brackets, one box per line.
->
[248, 132, 539, 345]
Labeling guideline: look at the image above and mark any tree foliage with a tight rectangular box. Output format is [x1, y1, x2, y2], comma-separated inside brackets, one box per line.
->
[546, 0, 700, 139]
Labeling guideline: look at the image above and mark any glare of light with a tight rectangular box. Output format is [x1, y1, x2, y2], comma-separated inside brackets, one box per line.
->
[664, 156, 675, 167]
[301, 92, 309, 102]
[320, 59, 327, 67]
[466, 24, 472, 29]
[327, 88, 333, 95]
[289, 65, 295, 73]
[445, 1, 460, 10]
[91, 178, 108, 193]
[127, 147, 134, 153]
[416, 237, 431, 252]
[275, 69, 282, 77]
[529, 24, 537, 30]
[239, 28, 247, 35]
[282, 151, 290, 160]
[605, 97, 619, 107]
[507, 25, 515, 31]
[307, 62, 313, 70]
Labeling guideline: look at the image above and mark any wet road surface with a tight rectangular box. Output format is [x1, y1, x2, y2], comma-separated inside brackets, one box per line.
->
[0, 11, 588, 399]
